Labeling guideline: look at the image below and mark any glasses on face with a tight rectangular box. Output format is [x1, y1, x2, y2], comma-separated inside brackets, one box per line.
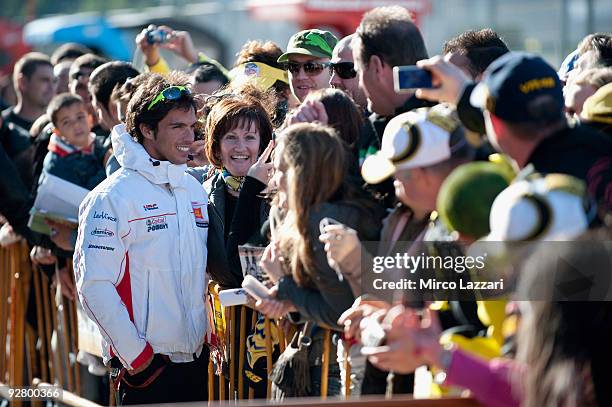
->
[147, 86, 191, 110]
[283, 61, 332, 76]
[329, 62, 357, 79]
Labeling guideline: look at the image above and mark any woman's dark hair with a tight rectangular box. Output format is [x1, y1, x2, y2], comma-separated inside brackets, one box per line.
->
[305, 88, 363, 150]
[125, 71, 198, 144]
[517, 227, 612, 407]
[203, 90, 273, 168]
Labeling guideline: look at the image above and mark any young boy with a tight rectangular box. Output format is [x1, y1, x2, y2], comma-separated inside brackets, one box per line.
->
[41, 93, 108, 189]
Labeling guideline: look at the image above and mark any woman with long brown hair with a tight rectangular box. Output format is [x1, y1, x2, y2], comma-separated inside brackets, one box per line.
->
[258, 122, 384, 396]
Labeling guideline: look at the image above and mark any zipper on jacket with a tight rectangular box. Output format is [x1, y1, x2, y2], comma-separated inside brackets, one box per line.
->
[143, 270, 150, 338]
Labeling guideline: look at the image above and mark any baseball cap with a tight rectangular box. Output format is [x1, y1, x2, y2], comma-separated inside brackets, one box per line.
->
[581, 82, 612, 124]
[557, 49, 580, 82]
[277, 29, 338, 63]
[470, 52, 564, 123]
[437, 161, 514, 240]
[361, 104, 465, 184]
[229, 62, 289, 91]
[484, 174, 590, 241]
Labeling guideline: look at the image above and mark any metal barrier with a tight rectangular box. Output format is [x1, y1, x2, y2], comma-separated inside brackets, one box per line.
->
[0, 242, 100, 407]
[0, 242, 480, 406]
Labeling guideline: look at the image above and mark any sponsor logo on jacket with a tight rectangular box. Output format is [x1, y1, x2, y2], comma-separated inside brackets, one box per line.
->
[91, 227, 114, 237]
[87, 244, 115, 251]
[143, 203, 159, 211]
[93, 211, 117, 222]
[193, 206, 208, 228]
[146, 216, 168, 232]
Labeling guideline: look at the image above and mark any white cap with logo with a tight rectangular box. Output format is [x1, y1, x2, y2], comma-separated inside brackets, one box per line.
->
[361, 104, 462, 184]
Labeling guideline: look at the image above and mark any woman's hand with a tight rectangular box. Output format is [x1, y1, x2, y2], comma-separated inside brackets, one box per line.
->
[247, 140, 274, 185]
[364, 306, 444, 373]
[159, 27, 198, 64]
[46, 220, 76, 251]
[285, 100, 328, 126]
[319, 224, 360, 273]
[337, 298, 391, 342]
[52, 266, 76, 300]
[259, 241, 284, 284]
[255, 285, 296, 319]
[30, 246, 57, 265]
[188, 139, 208, 167]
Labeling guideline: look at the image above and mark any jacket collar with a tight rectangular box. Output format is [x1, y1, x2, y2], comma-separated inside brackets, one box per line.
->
[48, 133, 95, 157]
[111, 123, 187, 188]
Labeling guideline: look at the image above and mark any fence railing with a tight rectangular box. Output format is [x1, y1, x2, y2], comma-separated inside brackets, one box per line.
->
[0, 242, 481, 406]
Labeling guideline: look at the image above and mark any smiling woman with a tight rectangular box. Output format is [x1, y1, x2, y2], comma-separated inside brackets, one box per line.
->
[200, 91, 275, 288]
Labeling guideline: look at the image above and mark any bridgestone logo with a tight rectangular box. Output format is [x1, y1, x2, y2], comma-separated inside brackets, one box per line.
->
[88, 244, 115, 251]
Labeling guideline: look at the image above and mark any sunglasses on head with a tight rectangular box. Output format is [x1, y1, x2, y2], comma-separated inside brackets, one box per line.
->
[329, 62, 357, 79]
[147, 86, 191, 110]
[284, 61, 331, 76]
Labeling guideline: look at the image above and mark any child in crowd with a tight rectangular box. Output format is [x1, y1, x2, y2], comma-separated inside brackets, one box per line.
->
[40, 92, 108, 189]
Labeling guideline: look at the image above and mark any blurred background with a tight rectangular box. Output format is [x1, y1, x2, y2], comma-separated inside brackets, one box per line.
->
[0, 0, 611, 75]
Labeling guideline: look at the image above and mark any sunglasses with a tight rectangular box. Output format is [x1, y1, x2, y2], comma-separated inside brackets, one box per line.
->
[330, 62, 357, 79]
[147, 86, 191, 110]
[284, 61, 331, 76]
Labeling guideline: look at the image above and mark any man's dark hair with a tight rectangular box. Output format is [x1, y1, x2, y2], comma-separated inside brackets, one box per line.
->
[356, 6, 428, 68]
[89, 61, 140, 111]
[12, 52, 53, 88]
[578, 33, 612, 68]
[192, 63, 229, 86]
[443, 28, 510, 77]
[126, 71, 197, 144]
[50, 43, 93, 65]
[46, 92, 84, 126]
[69, 53, 107, 80]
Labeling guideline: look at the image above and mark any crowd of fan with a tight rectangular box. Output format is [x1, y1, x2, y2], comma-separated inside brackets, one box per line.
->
[1, 5, 612, 406]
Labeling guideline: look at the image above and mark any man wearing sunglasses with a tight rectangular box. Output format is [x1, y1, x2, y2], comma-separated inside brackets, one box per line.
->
[74, 72, 211, 404]
[330, 34, 367, 109]
[278, 29, 338, 102]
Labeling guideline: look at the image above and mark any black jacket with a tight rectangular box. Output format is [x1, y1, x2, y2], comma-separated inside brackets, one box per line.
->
[528, 123, 612, 208]
[275, 200, 384, 329]
[205, 173, 269, 288]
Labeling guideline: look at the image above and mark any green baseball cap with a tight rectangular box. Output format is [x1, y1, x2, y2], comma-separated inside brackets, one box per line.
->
[278, 29, 338, 63]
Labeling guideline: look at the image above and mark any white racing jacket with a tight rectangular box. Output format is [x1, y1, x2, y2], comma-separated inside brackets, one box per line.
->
[74, 124, 211, 370]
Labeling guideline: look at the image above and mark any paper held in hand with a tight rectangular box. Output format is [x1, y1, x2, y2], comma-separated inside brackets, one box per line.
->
[28, 174, 89, 235]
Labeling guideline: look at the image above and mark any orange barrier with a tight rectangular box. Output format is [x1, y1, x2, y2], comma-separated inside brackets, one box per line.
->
[0, 242, 480, 406]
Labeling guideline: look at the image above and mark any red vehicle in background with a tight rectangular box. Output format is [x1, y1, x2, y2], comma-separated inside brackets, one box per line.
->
[247, 0, 431, 37]
[0, 19, 31, 76]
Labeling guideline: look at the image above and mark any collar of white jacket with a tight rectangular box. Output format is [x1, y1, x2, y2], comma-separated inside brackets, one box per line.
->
[111, 123, 187, 188]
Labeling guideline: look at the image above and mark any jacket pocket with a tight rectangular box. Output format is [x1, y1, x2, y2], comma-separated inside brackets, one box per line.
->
[142, 270, 150, 338]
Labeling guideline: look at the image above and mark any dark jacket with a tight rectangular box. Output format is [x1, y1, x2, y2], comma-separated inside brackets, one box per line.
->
[205, 173, 269, 288]
[526, 123, 612, 208]
[366, 95, 435, 209]
[275, 201, 384, 329]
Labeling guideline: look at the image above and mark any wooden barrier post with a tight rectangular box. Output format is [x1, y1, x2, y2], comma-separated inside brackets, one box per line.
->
[32, 267, 49, 382]
[40, 272, 56, 384]
[238, 306, 246, 400]
[263, 317, 273, 398]
[344, 345, 351, 398]
[208, 358, 214, 403]
[229, 306, 235, 400]
[320, 329, 331, 399]
[0, 246, 10, 380]
[9, 242, 28, 407]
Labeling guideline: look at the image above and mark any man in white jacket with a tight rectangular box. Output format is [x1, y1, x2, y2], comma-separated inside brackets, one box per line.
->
[73, 72, 211, 404]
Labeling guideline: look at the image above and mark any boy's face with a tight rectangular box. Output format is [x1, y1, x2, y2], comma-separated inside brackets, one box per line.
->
[55, 102, 91, 149]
